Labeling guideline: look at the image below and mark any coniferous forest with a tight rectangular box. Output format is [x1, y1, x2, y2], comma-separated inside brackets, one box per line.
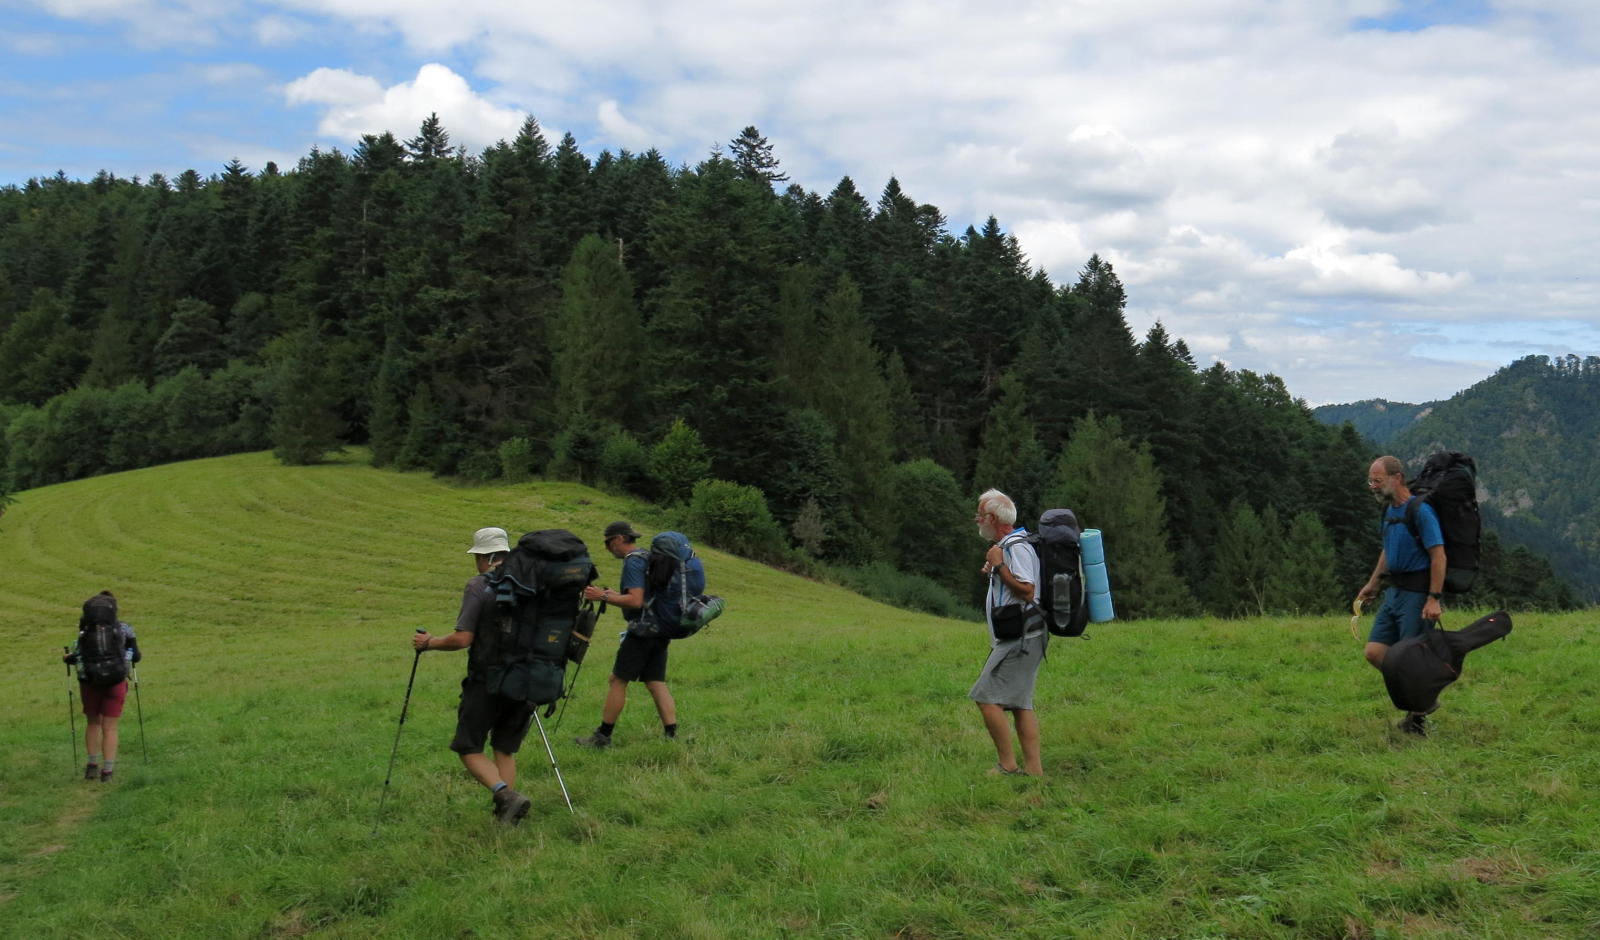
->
[0, 118, 1579, 615]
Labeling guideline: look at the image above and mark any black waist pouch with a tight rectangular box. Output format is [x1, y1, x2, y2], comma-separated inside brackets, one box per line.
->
[991, 603, 1041, 641]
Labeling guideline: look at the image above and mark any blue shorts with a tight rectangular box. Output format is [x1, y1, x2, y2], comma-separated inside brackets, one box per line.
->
[1368, 587, 1434, 645]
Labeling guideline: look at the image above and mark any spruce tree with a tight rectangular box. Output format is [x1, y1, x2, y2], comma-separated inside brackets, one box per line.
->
[268, 328, 345, 465]
[552, 234, 641, 426]
[970, 370, 1049, 519]
[1268, 511, 1342, 614]
[1044, 413, 1194, 617]
[729, 125, 789, 186]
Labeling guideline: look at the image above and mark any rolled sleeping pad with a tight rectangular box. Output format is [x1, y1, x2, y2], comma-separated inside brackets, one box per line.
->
[1083, 558, 1110, 596]
[1081, 528, 1106, 566]
[1084, 560, 1115, 622]
[1087, 588, 1115, 623]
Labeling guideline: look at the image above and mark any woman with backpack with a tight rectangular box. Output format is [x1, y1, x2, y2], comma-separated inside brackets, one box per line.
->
[62, 591, 141, 782]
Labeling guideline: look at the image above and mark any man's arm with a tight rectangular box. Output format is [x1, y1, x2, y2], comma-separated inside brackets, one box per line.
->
[583, 585, 644, 609]
[414, 629, 473, 652]
[1422, 544, 1446, 621]
[1358, 549, 1388, 602]
[985, 541, 1037, 604]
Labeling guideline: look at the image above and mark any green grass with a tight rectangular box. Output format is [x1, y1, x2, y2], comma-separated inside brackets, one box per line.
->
[2, 451, 1598, 938]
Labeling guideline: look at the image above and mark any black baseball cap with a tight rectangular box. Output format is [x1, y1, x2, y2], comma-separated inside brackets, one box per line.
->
[603, 521, 640, 540]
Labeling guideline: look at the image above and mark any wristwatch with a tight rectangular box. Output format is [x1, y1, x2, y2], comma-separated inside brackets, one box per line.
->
[1428, 592, 1443, 599]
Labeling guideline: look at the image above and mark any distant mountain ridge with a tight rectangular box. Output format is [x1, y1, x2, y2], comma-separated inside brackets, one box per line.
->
[1311, 398, 1436, 445]
[1317, 355, 1600, 602]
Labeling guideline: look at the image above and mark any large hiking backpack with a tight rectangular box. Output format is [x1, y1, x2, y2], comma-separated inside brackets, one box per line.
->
[79, 594, 129, 687]
[1028, 509, 1090, 638]
[1398, 451, 1482, 593]
[1381, 610, 1512, 713]
[630, 531, 724, 640]
[479, 529, 598, 708]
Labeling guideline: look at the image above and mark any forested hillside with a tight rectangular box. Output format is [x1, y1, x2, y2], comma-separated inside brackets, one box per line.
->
[1311, 398, 1435, 445]
[1380, 355, 1600, 602]
[0, 117, 1573, 614]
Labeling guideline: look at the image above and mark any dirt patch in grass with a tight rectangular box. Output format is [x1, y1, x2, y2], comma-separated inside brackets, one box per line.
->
[1451, 855, 1544, 885]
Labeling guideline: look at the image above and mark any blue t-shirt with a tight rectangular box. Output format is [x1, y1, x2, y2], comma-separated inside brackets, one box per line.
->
[1383, 498, 1443, 573]
[620, 551, 648, 622]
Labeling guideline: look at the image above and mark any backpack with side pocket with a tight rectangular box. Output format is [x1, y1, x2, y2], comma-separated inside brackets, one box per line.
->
[478, 529, 598, 709]
[630, 531, 724, 640]
[78, 594, 129, 687]
[1029, 508, 1091, 638]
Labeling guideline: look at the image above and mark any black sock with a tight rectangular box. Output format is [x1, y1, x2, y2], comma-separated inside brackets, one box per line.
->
[598, 722, 616, 737]
[663, 723, 677, 738]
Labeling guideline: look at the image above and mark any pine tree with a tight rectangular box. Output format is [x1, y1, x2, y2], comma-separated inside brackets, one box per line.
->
[268, 328, 345, 465]
[651, 418, 712, 504]
[970, 370, 1049, 519]
[154, 298, 225, 376]
[729, 125, 788, 186]
[1268, 511, 1342, 614]
[552, 234, 642, 426]
[1044, 413, 1194, 617]
[808, 276, 893, 520]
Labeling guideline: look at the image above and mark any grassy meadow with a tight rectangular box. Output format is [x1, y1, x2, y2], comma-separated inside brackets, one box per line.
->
[1, 451, 1597, 939]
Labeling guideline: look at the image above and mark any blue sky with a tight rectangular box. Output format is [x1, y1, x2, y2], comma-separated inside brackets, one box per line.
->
[4, 0, 1598, 406]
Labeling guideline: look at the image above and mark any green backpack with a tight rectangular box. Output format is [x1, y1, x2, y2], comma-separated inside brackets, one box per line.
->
[477, 529, 598, 708]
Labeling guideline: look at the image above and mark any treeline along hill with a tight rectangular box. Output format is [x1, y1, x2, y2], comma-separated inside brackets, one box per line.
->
[0, 118, 1579, 614]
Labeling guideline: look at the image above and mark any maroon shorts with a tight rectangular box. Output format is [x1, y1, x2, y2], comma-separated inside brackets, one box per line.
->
[80, 681, 128, 718]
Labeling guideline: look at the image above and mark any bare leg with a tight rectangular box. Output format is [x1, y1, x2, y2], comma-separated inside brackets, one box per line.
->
[644, 681, 676, 726]
[601, 675, 628, 724]
[85, 715, 103, 758]
[1364, 641, 1389, 669]
[101, 715, 120, 764]
[977, 703, 1019, 771]
[1013, 709, 1042, 776]
[459, 752, 506, 791]
[493, 750, 516, 789]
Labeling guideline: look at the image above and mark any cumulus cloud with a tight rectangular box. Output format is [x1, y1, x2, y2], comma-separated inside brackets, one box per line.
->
[284, 63, 525, 153]
[16, 0, 1600, 402]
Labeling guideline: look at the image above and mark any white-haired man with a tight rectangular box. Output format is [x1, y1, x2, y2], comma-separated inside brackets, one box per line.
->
[970, 488, 1046, 776]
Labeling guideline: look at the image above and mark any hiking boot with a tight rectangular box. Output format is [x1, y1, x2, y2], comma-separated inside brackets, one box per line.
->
[99, 770, 115, 782]
[491, 787, 531, 825]
[1397, 713, 1428, 737]
[573, 730, 612, 749]
[84, 763, 99, 781]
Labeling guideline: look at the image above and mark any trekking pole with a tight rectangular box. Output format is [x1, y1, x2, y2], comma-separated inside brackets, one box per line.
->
[64, 647, 78, 777]
[131, 664, 149, 763]
[374, 630, 426, 832]
[530, 710, 575, 814]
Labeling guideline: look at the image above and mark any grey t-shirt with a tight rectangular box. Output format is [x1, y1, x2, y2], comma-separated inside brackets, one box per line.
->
[456, 574, 496, 634]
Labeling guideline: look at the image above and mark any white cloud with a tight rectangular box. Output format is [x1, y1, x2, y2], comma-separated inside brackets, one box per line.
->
[14, 0, 1600, 403]
[284, 63, 524, 153]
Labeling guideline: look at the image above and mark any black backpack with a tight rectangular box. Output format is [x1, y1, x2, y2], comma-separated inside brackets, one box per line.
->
[1397, 452, 1482, 593]
[1028, 509, 1091, 638]
[79, 594, 129, 687]
[1381, 610, 1512, 713]
[478, 529, 598, 708]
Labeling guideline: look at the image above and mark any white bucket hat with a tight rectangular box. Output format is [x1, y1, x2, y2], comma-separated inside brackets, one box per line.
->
[467, 526, 510, 555]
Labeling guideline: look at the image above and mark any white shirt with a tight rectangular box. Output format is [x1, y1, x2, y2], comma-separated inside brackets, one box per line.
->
[985, 529, 1040, 647]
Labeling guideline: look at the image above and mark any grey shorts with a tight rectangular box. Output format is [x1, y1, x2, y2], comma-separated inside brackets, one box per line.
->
[969, 632, 1048, 711]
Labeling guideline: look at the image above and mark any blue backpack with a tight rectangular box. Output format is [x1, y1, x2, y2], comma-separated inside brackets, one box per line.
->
[630, 531, 725, 639]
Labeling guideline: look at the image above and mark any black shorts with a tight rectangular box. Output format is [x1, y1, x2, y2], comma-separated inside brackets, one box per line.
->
[612, 633, 670, 683]
[449, 678, 536, 755]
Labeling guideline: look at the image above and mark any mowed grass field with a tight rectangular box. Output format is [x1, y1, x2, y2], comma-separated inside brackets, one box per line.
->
[2, 452, 1598, 939]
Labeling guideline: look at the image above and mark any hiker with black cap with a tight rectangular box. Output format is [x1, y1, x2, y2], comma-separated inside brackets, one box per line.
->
[1357, 456, 1447, 736]
[411, 527, 535, 824]
[574, 521, 679, 748]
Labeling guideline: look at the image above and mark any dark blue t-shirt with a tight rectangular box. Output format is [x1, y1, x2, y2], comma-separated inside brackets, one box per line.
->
[620, 551, 648, 622]
[1383, 498, 1443, 573]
